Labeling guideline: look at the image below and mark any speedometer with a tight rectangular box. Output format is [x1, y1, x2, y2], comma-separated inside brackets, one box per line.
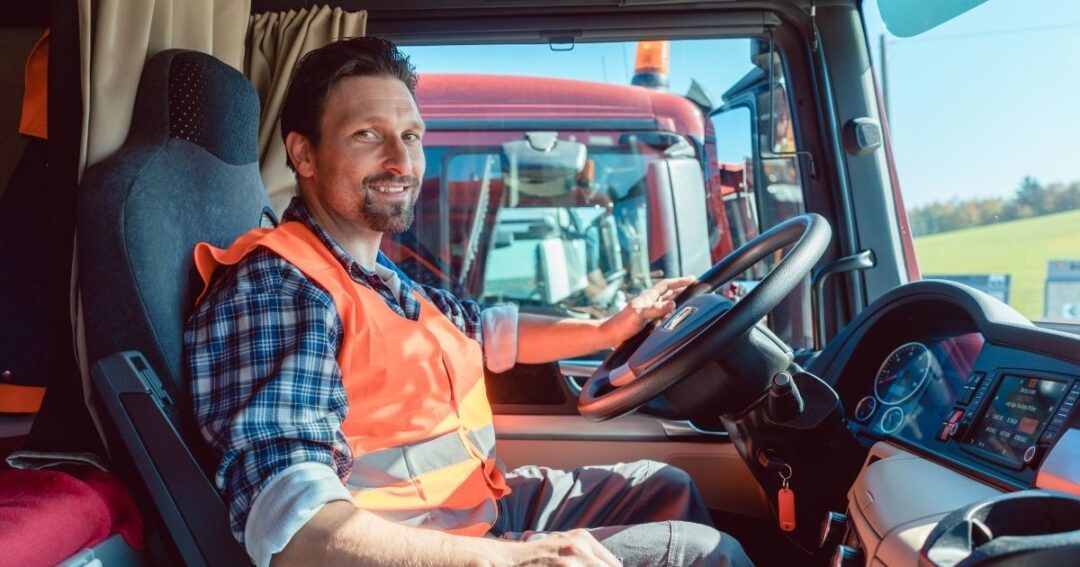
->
[874, 342, 933, 405]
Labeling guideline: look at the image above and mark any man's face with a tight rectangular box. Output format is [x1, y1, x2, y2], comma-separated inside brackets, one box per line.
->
[300, 75, 426, 234]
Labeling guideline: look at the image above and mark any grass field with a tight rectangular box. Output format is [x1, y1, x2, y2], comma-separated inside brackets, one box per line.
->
[913, 208, 1080, 320]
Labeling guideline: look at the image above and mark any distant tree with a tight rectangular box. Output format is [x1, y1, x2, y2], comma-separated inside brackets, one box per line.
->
[1015, 176, 1054, 216]
[908, 175, 1080, 236]
[1062, 182, 1080, 212]
[980, 197, 1006, 224]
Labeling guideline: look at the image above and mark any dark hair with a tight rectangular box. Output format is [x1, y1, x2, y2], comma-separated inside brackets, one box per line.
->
[280, 36, 418, 171]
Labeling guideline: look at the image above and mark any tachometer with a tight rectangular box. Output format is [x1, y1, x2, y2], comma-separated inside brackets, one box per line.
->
[874, 342, 933, 405]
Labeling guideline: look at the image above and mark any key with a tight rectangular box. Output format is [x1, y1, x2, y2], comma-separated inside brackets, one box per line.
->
[778, 464, 796, 532]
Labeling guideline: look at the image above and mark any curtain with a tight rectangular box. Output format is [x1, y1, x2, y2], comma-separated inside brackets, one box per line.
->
[77, 0, 250, 175]
[48, 0, 249, 465]
[245, 6, 367, 213]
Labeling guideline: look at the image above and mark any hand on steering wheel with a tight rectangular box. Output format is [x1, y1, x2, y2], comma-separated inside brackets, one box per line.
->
[600, 276, 697, 344]
[578, 214, 831, 421]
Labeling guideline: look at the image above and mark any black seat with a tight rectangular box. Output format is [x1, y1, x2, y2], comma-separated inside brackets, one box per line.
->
[77, 49, 270, 565]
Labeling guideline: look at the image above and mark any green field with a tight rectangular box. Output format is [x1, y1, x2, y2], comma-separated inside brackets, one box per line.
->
[913, 208, 1080, 320]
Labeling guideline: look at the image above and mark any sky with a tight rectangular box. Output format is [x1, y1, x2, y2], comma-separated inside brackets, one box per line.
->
[401, 0, 1080, 209]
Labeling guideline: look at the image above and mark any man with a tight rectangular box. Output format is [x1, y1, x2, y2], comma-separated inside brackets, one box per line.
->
[186, 37, 751, 566]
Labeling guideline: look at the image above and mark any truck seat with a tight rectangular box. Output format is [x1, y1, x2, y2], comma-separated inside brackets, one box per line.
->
[76, 49, 270, 565]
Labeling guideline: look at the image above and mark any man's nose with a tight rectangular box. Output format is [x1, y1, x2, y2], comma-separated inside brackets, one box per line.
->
[382, 137, 412, 176]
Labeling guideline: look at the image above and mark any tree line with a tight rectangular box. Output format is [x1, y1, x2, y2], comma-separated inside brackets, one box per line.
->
[908, 177, 1080, 237]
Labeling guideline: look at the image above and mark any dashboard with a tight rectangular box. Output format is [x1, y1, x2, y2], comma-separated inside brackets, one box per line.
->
[801, 280, 1080, 564]
[811, 281, 1080, 491]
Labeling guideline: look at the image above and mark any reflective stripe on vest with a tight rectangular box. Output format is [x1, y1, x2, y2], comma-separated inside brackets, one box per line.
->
[194, 221, 509, 535]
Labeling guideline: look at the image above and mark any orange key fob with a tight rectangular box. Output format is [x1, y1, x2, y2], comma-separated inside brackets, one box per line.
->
[778, 486, 796, 531]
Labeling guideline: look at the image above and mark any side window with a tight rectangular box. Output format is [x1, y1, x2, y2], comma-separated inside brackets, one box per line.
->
[708, 52, 812, 350]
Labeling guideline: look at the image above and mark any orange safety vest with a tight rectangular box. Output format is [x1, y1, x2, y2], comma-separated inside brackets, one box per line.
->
[193, 221, 509, 535]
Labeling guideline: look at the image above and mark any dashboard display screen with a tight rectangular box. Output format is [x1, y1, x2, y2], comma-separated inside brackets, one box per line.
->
[968, 376, 1068, 464]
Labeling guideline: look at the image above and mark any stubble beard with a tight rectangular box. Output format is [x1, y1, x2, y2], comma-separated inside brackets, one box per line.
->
[362, 177, 419, 233]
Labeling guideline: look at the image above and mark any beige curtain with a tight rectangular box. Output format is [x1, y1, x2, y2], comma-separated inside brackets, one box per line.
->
[77, 0, 250, 175]
[67, 0, 248, 462]
[245, 6, 367, 213]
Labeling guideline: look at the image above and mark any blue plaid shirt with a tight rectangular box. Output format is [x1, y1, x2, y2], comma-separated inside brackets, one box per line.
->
[185, 197, 484, 544]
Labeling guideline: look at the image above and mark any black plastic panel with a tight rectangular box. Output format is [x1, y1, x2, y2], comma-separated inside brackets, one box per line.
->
[91, 351, 250, 566]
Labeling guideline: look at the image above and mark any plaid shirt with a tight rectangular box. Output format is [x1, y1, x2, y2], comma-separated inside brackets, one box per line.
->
[185, 197, 484, 544]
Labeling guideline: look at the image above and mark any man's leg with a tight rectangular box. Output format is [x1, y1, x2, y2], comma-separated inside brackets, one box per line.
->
[491, 461, 752, 566]
[509, 522, 751, 567]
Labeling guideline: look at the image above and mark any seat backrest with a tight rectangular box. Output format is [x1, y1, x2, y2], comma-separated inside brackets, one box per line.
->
[76, 49, 269, 565]
[78, 49, 271, 411]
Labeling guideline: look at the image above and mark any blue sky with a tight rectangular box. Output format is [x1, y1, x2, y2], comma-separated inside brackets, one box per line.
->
[402, 0, 1080, 208]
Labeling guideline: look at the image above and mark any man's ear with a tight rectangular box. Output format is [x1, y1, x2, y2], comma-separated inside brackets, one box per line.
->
[285, 132, 316, 179]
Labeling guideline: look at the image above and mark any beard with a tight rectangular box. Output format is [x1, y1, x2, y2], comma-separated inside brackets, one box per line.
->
[361, 174, 420, 233]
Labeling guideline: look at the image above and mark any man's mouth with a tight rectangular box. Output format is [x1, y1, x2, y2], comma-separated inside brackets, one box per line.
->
[372, 185, 409, 194]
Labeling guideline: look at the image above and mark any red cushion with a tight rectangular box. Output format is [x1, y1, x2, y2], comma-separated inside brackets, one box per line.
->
[0, 466, 144, 566]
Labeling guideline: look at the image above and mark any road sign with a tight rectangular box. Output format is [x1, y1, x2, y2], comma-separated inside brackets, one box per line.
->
[1046, 260, 1080, 321]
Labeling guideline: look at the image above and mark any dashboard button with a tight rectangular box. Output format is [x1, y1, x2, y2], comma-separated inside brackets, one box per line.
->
[936, 422, 951, 442]
[937, 409, 965, 441]
[819, 511, 849, 549]
[1023, 444, 1039, 464]
[1040, 428, 1060, 444]
[966, 372, 985, 388]
[830, 544, 864, 567]
[936, 423, 949, 441]
[958, 385, 975, 405]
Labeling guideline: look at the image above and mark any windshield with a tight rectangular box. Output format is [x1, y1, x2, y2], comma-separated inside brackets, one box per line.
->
[398, 131, 695, 315]
[865, 0, 1080, 324]
[380, 37, 815, 353]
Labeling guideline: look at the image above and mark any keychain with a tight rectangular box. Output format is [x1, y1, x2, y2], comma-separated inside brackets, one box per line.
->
[777, 463, 796, 532]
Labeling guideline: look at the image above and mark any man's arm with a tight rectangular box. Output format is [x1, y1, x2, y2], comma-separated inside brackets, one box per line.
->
[516, 276, 696, 364]
[274, 501, 620, 567]
[186, 250, 354, 562]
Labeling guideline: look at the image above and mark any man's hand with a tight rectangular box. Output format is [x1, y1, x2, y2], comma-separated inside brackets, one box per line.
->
[600, 276, 697, 345]
[501, 529, 621, 566]
[276, 502, 622, 566]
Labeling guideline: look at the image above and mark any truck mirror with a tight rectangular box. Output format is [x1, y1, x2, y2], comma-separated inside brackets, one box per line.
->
[877, 0, 988, 38]
[502, 135, 587, 197]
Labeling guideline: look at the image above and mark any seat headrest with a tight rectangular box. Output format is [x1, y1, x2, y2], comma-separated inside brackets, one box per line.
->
[127, 49, 259, 166]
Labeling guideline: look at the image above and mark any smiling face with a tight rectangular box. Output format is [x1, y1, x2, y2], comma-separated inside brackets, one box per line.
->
[288, 74, 426, 242]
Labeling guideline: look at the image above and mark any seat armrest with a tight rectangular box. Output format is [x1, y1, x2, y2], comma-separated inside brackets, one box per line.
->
[91, 351, 250, 566]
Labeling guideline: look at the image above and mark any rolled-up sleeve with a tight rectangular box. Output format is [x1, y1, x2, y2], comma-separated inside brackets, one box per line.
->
[480, 304, 519, 373]
[184, 249, 354, 552]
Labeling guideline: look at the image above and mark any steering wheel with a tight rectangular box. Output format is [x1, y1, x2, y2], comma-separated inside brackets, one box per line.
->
[578, 213, 831, 421]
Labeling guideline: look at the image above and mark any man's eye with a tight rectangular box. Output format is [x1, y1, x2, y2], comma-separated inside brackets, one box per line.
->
[403, 132, 422, 143]
[354, 130, 376, 139]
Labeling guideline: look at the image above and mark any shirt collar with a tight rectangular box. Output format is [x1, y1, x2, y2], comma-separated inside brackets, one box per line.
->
[281, 196, 413, 285]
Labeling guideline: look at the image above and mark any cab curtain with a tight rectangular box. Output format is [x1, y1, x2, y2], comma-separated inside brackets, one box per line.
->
[77, 0, 250, 175]
[245, 6, 367, 213]
[64, 0, 248, 464]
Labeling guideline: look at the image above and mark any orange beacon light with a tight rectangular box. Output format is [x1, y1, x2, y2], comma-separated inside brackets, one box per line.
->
[631, 40, 670, 90]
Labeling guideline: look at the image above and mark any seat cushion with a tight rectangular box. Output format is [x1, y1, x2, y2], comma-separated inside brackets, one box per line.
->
[0, 465, 144, 565]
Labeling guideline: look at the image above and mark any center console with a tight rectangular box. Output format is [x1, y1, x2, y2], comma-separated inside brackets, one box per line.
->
[826, 443, 1002, 565]
[826, 434, 1080, 566]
